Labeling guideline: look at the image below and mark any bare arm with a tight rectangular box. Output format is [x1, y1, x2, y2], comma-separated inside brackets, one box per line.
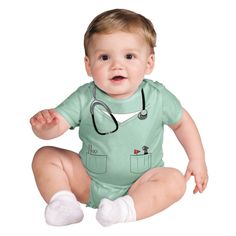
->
[30, 109, 70, 140]
[169, 109, 208, 193]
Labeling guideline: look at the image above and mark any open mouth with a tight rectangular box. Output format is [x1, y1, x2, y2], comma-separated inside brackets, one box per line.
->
[110, 76, 127, 81]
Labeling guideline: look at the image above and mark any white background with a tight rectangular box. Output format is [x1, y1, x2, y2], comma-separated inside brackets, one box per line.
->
[0, 0, 235, 235]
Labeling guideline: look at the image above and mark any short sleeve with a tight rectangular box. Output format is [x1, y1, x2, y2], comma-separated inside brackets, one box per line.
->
[56, 88, 81, 129]
[159, 84, 183, 125]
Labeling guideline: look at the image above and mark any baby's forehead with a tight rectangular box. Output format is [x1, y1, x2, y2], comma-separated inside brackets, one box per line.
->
[89, 31, 148, 46]
[85, 28, 155, 56]
[89, 30, 147, 43]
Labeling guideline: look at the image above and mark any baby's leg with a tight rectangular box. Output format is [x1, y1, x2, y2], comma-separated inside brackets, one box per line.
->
[128, 167, 186, 220]
[96, 167, 186, 226]
[32, 146, 91, 225]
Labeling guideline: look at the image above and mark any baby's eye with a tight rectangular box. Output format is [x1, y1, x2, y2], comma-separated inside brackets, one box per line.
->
[99, 54, 109, 61]
[125, 54, 134, 60]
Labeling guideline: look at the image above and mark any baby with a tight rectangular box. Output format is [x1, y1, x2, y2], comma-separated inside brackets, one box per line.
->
[30, 8, 208, 227]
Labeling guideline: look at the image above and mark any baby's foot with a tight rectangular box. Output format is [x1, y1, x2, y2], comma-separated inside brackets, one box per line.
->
[96, 195, 136, 227]
[45, 191, 84, 226]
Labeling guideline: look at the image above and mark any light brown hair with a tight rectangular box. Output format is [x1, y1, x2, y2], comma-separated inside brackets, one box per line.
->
[84, 9, 156, 56]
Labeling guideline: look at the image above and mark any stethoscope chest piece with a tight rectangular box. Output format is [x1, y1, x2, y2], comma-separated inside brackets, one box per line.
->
[138, 109, 148, 120]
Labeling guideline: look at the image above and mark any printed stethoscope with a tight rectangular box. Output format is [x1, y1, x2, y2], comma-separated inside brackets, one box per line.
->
[90, 86, 147, 135]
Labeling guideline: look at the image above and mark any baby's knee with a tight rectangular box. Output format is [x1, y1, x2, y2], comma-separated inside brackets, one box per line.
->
[32, 146, 55, 172]
[169, 168, 186, 199]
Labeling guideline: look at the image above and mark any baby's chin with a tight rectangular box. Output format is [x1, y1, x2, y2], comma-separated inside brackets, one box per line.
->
[105, 88, 137, 99]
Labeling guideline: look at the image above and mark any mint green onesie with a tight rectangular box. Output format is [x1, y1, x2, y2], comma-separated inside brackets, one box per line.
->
[56, 79, 183, 208]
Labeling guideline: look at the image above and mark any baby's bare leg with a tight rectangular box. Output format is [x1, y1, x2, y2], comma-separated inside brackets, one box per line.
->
[96, 167, 186, 227]
[32, 146, 91, 226]
[32, 146, 91, 203]
[128, 167, 186, 220]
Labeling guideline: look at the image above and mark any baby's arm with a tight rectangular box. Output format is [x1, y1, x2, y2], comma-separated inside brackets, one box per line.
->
[30, 108, 70, 140]
[169, 109, 208, 194]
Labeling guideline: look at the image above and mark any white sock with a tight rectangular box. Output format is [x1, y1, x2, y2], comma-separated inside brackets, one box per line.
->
[45, 191, 84, 226]
[96, 195, 136, 227]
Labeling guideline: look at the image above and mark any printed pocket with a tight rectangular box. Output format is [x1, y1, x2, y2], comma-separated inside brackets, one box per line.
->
[86, 153, 107, 174]
[130, 154, 151, 174]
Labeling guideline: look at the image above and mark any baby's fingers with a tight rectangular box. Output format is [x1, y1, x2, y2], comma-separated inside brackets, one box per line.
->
[30, 116, 39, 127]
[30, 112, 45, 126]
[30, 109, 58, 128]
[193, 185, 199, 194]
[194, 174, 208, 194]
[184, 169, 192, 182]
[202, 175, 208, 192]
[48, 109, 59, 120]
[41, 109, 55, 123]
[194, 175, 203, 193]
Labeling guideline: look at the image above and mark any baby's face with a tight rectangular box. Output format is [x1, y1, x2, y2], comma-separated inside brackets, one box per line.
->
[84, 31, 154, 99]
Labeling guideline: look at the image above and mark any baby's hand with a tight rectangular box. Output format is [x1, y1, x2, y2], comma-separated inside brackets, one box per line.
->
[185, 159, 208, 194]
[30, 109, 59, 131]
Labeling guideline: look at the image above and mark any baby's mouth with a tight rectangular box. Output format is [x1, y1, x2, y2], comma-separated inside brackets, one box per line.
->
[110, 76, 127, 81]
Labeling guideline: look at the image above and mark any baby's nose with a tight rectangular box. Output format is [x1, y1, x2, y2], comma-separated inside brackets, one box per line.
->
[111, 58, 124, 70]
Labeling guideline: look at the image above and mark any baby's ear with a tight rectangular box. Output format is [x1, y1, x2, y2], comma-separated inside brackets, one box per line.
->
[145, 54, 155, 74]
[84, 56, 92, 76]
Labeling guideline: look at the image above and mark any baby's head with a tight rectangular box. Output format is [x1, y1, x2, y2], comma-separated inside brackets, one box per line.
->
[84, 8, 156, 56]
[84, 9, 157, 99]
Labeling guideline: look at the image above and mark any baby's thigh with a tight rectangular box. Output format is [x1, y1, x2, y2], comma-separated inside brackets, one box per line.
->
[128, 167, 185, 194]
